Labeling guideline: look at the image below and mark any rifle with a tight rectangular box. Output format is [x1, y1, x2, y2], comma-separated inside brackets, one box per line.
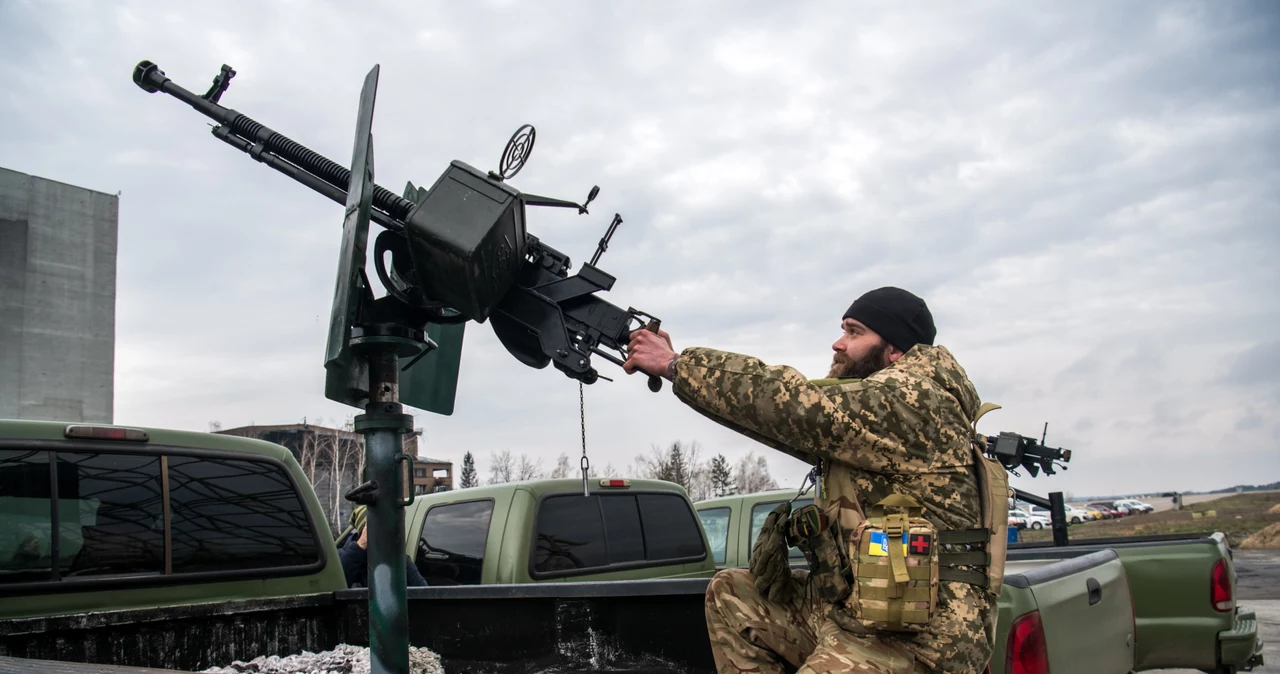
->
[983, 429, 1072, 478]
[132, 60, 663, 401]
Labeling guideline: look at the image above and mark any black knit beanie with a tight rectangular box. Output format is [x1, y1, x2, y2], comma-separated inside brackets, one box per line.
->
[843, 287, 936, 353]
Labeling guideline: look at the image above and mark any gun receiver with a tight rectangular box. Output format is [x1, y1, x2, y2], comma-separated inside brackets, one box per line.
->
[984, 431, 1072, 478]
[133, 60, 658, 390]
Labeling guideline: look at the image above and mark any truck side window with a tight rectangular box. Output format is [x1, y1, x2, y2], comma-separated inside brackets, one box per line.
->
[637, 494, 705, 560]
[750, 499, 811, 561]
[415, 499, 493, 586]
[0, 450, 54, 583]
[168, 456, 319, 573]
[56, 452, 166, 578]
[697, 507, 731, 565]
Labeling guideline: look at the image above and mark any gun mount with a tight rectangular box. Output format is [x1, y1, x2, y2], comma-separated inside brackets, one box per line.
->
[132, 60, 659, 402]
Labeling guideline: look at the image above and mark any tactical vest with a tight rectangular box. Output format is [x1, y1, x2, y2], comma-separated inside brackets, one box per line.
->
[795, 402, 1011, 633]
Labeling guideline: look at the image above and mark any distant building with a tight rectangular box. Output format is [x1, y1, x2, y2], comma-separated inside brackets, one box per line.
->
[215, 423, 453, 529]
[0, 167, 118, 423]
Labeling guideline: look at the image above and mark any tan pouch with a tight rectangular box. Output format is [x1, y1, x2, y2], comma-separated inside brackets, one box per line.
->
[845, 494, 939, 633]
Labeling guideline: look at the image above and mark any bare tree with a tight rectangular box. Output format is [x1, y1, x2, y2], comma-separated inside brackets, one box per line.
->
[297, 430, 322, 489]
[551, 453, 572, 479]
[734, 452, 779, 494]
[634, 440, 710, 500]
[489, 450, 514, 484]
[208, 421, 222, 433]
[517, 453, 544, 481]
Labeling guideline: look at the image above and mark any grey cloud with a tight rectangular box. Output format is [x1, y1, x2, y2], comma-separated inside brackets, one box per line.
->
[1, 1, 1277, 496]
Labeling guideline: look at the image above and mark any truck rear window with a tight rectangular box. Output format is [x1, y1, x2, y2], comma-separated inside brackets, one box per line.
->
[1, 447, 321, 587]
[532, 492, 706, 577]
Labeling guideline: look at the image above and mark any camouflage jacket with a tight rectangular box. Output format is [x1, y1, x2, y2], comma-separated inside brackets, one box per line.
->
[671, 344, 993, 671]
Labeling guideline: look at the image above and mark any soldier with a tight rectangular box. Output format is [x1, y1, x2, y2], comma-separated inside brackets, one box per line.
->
[624, 287, 1000, 674]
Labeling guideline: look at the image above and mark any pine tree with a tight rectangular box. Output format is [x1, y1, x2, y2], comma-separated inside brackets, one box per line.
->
[710, 454, 735, 497]
[460, 451, 478, 489]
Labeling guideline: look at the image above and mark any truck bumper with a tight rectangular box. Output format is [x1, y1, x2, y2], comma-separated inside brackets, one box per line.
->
[1219, 607, 1264, 671]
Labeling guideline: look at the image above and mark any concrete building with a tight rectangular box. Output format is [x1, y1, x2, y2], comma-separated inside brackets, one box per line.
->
[0, 167, 118, 423]
[216, 423, 453, 529]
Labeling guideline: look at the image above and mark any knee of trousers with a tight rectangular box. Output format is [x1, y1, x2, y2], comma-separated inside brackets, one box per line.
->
[705, 568, 752, 611]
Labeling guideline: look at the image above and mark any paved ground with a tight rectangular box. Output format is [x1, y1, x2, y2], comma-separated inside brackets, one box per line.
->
[1154, 549, 1278, 674]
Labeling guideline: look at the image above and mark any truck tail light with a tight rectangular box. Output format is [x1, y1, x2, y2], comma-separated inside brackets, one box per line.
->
[64, 425, 150, 442]
[1006, 610, 1050, 674]
[598, 479, 630, 488]
[1210, 558, 1234, 612]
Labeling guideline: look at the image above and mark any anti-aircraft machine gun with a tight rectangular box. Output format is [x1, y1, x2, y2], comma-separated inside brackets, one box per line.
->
[983, 423, 1075, 546]
[132, 60, 660, 674]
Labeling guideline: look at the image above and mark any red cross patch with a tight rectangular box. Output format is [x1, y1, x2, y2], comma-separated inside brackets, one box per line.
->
[908, 533, 932, 555]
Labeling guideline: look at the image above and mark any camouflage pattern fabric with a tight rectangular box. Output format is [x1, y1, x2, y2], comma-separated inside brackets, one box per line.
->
[750, 501, 798, 604]
[674, 344, 993, 673]
[706, 568, 927, 673]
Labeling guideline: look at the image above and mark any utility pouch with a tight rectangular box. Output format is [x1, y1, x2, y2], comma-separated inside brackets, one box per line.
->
[787, 503, 851, 604]
[845, 494, 939, 633]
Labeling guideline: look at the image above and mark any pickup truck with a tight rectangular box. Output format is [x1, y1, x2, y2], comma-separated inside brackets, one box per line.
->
[0, 420, 1264, 673]
[338, 478, 717, 585]
[695, 489, 1265, 674]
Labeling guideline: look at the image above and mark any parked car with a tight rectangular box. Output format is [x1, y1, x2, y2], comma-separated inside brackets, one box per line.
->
[1011, 507, 1051, 530]
[1115, 498, 1154, 514]
[1025, 504, 1092, 524]
[1088, 502, 1125, 518]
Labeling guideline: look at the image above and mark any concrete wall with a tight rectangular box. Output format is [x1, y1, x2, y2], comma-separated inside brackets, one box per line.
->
[0, 167, 117, 423]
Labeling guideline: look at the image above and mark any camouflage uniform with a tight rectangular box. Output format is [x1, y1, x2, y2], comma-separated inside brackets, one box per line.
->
[671, 344, 993, 674]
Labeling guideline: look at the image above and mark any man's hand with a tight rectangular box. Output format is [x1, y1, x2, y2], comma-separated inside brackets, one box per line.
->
[750, 501, 797, 604]
[623, 327, 677, 381]
[357, 525, 368, 550]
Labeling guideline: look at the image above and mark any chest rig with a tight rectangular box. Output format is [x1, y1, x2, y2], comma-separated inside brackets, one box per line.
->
[785, 402, 1011, 633]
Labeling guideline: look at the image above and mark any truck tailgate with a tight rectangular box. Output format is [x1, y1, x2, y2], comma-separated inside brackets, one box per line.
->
[1005, 549, 1135, 674]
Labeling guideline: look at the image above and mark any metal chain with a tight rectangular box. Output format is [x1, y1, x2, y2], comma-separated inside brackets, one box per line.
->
[579, 381, 590, 496]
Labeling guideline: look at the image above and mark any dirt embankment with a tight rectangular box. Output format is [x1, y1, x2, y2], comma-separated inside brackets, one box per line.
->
[1241, 522, 1280, 549]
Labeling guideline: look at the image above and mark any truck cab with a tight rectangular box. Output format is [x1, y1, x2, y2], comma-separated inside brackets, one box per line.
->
[339, 478, 717, 584]
[694, 488, 811, 568]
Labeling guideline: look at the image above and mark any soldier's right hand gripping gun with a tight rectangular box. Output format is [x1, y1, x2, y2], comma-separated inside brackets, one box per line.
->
[132, 61, 664, 400]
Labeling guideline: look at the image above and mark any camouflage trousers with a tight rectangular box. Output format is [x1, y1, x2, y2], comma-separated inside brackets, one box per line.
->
[705, 569, 991, 674]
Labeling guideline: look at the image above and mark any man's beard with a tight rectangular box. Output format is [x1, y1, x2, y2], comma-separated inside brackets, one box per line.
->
[828, 341, 890, 379]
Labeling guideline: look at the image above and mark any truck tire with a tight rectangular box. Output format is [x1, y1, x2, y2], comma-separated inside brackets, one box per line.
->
[1031, 522, 1043, 530]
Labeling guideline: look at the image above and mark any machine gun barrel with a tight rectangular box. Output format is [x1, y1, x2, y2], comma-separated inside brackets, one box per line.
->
[132, 60, 412, 230]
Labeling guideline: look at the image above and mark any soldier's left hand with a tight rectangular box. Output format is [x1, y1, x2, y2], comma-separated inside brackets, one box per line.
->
[623, 327, 676, 380]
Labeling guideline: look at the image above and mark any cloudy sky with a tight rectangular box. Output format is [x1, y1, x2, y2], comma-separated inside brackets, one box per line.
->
[2, 1, 1277, 499]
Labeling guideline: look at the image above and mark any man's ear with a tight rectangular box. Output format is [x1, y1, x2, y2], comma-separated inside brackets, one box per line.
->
[885, 344, 906, 365]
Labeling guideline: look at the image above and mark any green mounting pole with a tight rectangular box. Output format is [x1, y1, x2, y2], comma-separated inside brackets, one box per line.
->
[354, 342, 417, 674]
[326, 63, 424, 674]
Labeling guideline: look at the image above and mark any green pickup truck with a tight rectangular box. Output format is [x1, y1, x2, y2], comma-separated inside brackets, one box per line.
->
[338, 478, 717, 585]
[0, 420, 713, 622]
[696, 489, 1266, 674]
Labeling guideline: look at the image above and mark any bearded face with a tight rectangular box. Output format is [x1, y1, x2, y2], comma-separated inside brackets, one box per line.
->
[827, 337, 892, 379]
